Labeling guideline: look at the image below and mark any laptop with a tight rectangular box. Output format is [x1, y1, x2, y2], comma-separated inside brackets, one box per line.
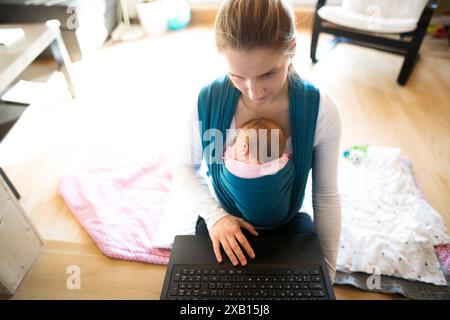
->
[160, 234, 336, 300]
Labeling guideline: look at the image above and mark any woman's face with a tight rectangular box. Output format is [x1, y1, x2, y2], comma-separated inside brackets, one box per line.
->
[222, 47, 292, 106]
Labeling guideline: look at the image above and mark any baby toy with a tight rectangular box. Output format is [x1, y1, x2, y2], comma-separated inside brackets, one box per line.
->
[343, 145, 369, 165]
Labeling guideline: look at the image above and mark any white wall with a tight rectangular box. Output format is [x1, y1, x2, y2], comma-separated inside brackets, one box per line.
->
[125, 0, 343, 19]
[187, 0, 342, 5]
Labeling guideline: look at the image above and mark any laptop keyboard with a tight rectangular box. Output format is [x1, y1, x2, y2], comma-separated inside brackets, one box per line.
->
[167, 265, 328, 300]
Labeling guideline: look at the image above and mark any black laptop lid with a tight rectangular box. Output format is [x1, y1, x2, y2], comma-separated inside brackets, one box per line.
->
[169, 234, 326, 266]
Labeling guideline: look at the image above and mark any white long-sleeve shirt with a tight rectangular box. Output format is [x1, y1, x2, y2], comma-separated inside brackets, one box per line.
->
[174, 89, 342, 281]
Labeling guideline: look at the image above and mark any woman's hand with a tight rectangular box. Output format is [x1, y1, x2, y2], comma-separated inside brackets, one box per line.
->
[209, 215, 259, 266]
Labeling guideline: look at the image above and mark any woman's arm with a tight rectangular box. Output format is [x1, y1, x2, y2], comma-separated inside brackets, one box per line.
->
[175, 104, 230, 230]
[312, 91, 342, 282]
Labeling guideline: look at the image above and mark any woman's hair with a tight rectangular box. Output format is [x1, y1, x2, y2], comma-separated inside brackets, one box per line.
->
[214, 0, 298, 79]
[240, 118, 287, 163]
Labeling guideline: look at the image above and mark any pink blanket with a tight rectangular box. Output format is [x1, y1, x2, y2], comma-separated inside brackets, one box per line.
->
[58, 155, 172, 265]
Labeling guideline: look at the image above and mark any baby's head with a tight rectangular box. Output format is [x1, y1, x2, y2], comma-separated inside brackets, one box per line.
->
[228, 118, 287, 165]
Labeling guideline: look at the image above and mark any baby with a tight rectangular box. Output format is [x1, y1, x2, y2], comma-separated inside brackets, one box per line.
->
[223, 118, 290, 179]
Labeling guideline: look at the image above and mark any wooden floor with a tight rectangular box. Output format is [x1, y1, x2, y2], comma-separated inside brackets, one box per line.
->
[0, 24, 449, 299]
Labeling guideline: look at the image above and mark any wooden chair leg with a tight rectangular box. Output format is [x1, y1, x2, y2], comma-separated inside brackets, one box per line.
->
[397, 47, 420, 85]
[397, 25, 428, 85]
[310, 0, 328, 63]
[397, 1, 436, 85]
[397, 25, 429, 85]
[310, 19, 322, 63]
[310, 30, 319, 63]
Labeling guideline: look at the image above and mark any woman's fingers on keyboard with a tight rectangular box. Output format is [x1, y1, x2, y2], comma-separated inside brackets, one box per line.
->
[221, 238, 239, 266]
[227, 236, 247, 266]
[236, 232, 255, 259]
[212, 239, 223, 263]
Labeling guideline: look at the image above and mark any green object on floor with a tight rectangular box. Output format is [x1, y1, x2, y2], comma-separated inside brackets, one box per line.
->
[343, 145, 369, 165]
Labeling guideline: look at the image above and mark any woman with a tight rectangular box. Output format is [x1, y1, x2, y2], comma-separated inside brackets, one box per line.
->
[176, 0, 341, 281]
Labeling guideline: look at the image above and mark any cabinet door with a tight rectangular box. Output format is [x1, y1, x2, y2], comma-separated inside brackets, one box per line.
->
[0, 173, 43, 295]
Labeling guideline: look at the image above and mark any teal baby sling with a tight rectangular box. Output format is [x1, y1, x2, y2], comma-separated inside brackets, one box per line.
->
[198, 75, 320, 229]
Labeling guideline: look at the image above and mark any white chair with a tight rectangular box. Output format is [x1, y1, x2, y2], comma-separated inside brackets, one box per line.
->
[310, 0, 439, 85]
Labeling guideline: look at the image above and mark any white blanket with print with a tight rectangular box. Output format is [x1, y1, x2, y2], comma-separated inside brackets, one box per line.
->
[303, 146, 450, 285]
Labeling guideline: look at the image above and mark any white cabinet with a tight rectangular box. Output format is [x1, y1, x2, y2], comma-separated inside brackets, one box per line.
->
[0, 172, 43, 295]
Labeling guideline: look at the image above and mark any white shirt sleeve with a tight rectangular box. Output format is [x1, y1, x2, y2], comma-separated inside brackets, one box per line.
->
[174, 91, 342, 281]
[312, 91, 342, 282]
[175, 103, 231, 230]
